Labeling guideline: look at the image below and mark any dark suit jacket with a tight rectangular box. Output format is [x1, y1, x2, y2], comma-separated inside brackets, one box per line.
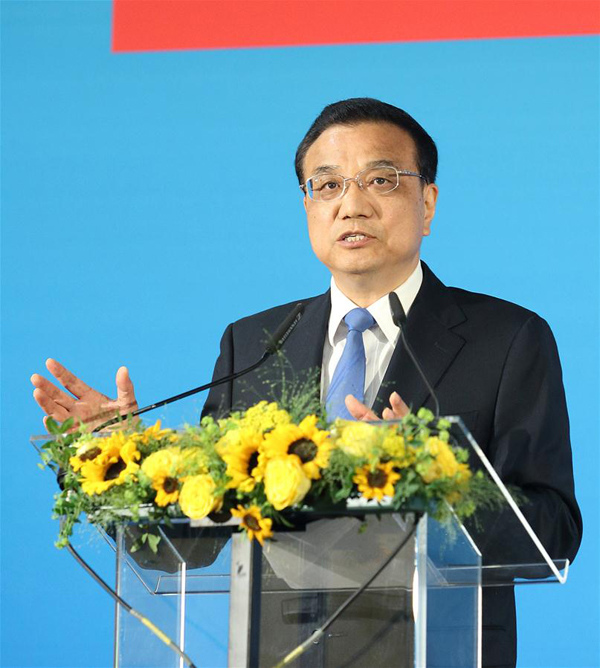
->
[203, 262, 582, 668]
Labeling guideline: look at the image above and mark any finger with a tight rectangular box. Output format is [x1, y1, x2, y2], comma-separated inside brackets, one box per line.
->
[389, 391, 409, 418]
[345, 394, 380, 421]
[33, 388, 71, 422]
[115, 366, 138, 410]
[30, 373, 77, 410]
[46, 358, 94, 399]
[382, 407, 397, 421]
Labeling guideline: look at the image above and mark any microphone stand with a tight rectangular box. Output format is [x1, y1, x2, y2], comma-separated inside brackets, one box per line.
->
[92, 302, 305, 432]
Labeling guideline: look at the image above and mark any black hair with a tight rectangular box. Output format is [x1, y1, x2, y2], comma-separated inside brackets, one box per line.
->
[295, 97, 438, 185]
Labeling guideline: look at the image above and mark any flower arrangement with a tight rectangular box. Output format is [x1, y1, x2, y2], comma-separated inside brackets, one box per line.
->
[39, 402, 499, 550]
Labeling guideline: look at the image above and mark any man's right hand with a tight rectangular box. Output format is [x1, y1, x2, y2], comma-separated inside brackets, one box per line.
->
[31, 358, 138, 432]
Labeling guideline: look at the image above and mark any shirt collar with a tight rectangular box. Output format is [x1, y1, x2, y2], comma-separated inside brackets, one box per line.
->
[328, 261, 423, 345]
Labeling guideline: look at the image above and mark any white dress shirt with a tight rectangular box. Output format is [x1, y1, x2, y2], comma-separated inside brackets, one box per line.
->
[321, 262, 423, 408]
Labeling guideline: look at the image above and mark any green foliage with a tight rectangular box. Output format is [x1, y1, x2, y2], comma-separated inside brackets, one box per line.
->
[38, 400, 507, 550]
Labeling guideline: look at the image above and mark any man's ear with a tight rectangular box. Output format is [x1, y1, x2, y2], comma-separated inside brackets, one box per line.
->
[422, 182, 438, 236]
[301, 186, 309, 212]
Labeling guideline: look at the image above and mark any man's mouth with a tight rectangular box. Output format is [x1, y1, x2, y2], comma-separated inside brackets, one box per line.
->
[337, 231, 374, 244]
[344, 234, 367, 242]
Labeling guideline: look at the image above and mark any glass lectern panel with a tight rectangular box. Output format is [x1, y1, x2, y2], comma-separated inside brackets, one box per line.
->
[446, 417, 569, 584]
[108, 511, 480, 668]
[258, 513, 417, 668]
[112, 523, 231, 668]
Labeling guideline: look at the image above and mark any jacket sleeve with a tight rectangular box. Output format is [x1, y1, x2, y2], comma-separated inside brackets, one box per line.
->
[473, 314, 583, 567]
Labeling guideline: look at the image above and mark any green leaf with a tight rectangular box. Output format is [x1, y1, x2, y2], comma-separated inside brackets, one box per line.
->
[147, 534, 161, 554]
[130, 537, 143, 553]
[62, 417, 75, 432]
[46, 417, 61, 435]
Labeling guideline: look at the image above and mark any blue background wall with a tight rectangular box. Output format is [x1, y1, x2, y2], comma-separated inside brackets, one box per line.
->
[1, 2, 598, 666]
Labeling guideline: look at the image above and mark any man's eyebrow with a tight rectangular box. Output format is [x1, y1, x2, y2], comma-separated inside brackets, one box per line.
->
[310, 164, 340, 176]
[365, 159, 398, 168]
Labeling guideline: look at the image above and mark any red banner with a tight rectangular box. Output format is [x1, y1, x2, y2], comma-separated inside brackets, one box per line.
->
[113, 0, 600, 53]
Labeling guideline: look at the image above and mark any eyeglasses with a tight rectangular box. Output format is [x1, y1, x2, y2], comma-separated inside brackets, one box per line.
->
[300, 166, 426, 202]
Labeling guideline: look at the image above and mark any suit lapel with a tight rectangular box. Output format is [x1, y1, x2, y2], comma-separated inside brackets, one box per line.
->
[274, 291, 331, 378]
[270, 267, 466, 416]
[373, 264, 466, 415]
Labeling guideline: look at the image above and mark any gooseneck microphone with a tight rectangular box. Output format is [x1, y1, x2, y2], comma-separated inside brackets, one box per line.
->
[388, 292, 440, 419]
[92, 303, 305, 432]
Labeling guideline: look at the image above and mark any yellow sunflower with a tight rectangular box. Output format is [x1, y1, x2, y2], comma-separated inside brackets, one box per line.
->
[79, 437, 141, 495]
[353, 461, 401, 501]
[261, 415, 330, 480]
[131, 420, 174, 446]
[263, 456, 311, 510]
[179, 474, 223, 520]
[70, 438, 105, 472]
[151, 473, 180, 507]
[222, 430, 265, 492]
[231, 505, 273, 545]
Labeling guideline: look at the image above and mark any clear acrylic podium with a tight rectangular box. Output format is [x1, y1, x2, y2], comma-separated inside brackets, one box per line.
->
[75, 418, 571, 667]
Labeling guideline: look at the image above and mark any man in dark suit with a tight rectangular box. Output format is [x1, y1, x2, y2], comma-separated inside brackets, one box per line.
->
[32, 98, 581, 667]
[201, 260, 582, 666]
[201, 98, 582, 666]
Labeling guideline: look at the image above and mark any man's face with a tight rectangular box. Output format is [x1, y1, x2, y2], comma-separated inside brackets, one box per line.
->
[302, 122, 438, 292]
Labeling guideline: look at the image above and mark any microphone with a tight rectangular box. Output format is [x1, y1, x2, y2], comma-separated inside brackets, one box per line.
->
[388, 292, 440, 419]
[92, 303, 305, 432]
[265, 302, 305, 354]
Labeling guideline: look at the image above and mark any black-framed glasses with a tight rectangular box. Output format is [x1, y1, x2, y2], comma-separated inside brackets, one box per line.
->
[300, 166, 426, 202]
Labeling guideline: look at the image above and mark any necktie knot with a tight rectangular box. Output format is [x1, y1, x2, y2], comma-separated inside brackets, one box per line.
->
[344, 308, 375, 334]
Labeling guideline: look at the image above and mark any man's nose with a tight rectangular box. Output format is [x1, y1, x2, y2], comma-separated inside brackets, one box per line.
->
[337, 179, 373, 218]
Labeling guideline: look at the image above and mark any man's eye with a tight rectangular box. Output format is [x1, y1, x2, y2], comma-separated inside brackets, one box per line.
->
[315, 180, 340, 191]
[365, 176, 392, 187]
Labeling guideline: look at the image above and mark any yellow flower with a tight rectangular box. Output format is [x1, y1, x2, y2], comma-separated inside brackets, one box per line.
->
[131, 420, 173, 446]
[179, 474, 222, 520]
[231, 505, 274, 545]
[141, 447, 182, 478]
[141, 449, 185, 506]
[152, 473, 180, 507]
[353, 461, 400, 501]
[239, 401, 291, 433]
[179, 447, 207, 475]
[261, 415, 330, 480]
[264, 457, 311, 510]
[336, 421, 379, 458]
[70, 438, 105, 472]
[420, 437, 467, 483]
[222, 430, 264, 492]
[381, 432, 414, 467]
[216, 427, 244, 457]
[79, 436, 141, 495]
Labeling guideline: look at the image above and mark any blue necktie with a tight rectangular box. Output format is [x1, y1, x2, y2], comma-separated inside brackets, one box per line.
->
[326, 308, 376, 420]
